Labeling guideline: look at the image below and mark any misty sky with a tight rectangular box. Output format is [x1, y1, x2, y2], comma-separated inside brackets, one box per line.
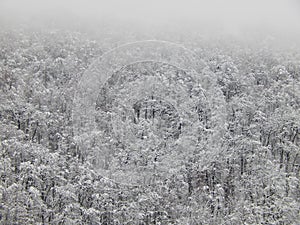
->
[1, 0, 300, 37]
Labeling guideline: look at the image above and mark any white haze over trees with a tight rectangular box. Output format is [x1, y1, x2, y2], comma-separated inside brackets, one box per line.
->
[0, 0, 300, 224]
[1, 0, 300, 36]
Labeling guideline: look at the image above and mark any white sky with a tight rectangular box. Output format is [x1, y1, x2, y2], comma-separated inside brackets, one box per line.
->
[0, 0, 300, 36]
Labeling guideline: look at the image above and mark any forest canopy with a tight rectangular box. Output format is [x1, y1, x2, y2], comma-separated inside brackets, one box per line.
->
[0, 1, 300, 224]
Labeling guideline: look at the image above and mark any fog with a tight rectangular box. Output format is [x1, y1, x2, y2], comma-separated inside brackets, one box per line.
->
[1, 0, 300, 40]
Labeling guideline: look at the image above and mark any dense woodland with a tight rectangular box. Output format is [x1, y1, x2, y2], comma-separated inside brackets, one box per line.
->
[0, 25, 300, 224]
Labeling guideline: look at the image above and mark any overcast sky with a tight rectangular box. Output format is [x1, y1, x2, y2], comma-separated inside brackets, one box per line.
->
[1, 0, 300, 37]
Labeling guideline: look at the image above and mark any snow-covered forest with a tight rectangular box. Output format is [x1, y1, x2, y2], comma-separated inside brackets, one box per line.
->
[1, 0, 300, 224]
